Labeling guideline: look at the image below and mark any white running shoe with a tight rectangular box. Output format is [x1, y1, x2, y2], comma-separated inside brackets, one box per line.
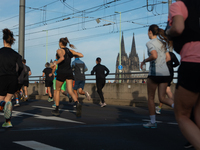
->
[101, 103, 107, 107]
[85, 91, 91, 101]
[143, 121, 157, 128]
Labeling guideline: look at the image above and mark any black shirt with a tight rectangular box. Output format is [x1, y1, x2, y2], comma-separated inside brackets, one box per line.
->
[57, 48, 73, 75]
[43, 67, 53, 81]
[0, 47, 23, 76]
[24, 65, 31, 81]
[91, 64, 110, 80]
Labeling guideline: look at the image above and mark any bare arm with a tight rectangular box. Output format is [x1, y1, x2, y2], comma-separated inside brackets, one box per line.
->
[140, 50, 157, 70]
[42, 72, 45, 77]
[55, 49, 65, 65]
[29, 71, 32, 76]
[166, 15, 185, 37]
[166, 52, 171, 62]
[70, 49, 84, 58]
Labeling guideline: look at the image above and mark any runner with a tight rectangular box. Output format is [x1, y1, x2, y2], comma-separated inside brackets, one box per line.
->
[165, 0, 200, 149]
[72, 56, 91, 101]
[156, 51, 179, 114]
[42, 62, 54, 102]
[91, 57, 109, 107]
[140, 24, 174, 128]
[0, 28, 23, 128]
[22, 59, 31, 101]
[51, 37, 83, 117]
[14, 62, 27, 107]
[50, 56, 73, 108]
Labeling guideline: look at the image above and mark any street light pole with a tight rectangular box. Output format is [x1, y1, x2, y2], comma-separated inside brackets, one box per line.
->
[46, 30, 48, 62]
[115, 11, 121, 83]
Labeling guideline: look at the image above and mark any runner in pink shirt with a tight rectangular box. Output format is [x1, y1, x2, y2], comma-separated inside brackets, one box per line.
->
[166, 0, 200, 149]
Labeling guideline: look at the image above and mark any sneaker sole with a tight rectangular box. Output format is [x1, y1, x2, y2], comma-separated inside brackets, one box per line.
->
[2, 125, 12, 128]
[4, 102, 12, 119]
[76, 103, 82, 117]
[51, 111, 60, 116]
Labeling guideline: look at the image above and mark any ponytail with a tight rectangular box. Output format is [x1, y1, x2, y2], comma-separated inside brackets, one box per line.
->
[59, 37, 75, 49]
[149, 24, 172, 50]
[3, 28, 15, 45]
[158, 28, 172, 49]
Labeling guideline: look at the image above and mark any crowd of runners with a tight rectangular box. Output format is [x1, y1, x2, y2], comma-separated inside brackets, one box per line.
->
[0, 0, 200, 149]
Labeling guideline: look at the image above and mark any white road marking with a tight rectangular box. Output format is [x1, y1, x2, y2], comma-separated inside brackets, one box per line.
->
[32, 105, 76, 112]
[167, 122, 178, 125]
[14, 141, 63, 150]
[11, 110, 85, 124]
[142, 119, 163, 123]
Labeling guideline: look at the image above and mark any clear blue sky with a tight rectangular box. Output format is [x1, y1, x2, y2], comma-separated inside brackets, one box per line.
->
[0, 0, 179, 82]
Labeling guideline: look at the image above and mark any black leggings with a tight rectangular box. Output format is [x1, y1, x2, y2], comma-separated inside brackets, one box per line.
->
[96, 79, 105, 103]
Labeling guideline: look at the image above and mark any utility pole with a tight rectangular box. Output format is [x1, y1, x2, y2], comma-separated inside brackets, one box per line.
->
[18, 0, 25, 59]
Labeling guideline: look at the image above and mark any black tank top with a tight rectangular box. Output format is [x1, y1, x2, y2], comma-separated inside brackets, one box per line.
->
[57, 48, 73, 74]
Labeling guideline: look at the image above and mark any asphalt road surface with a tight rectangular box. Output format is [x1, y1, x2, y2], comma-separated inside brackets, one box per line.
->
[0, 99, 192, 150]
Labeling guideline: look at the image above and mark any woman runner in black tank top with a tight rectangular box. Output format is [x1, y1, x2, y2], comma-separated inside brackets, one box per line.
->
[51, 37, 83, 117]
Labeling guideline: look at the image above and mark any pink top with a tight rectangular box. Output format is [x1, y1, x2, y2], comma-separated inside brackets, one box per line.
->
[169, 1, 200, 63]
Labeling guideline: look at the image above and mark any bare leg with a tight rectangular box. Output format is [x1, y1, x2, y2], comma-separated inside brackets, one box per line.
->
[73, 90, 78, 99]
[166, 86, 174, 100]
[174, 86, 200, 150]
[78, 88, 85, 95]
[158, 83, 173, 107]
[147, 78, 158, 115]
[47, 87, 52, 98]
[24, 86, 28, 97]
[66, 79, 78, 102]
[55, 80, 63, 106]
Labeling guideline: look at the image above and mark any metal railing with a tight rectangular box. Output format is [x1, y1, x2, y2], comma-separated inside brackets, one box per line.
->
[29, 71, 178, 83]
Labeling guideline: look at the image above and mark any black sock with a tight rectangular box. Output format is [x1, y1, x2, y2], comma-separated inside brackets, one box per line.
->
[56, 106, 59, 111]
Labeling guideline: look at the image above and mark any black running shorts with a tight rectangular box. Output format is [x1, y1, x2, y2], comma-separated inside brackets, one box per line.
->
[56, 73, 74, 82]
[148, 76, 171, 84]
[23, 81, 29, 87]
[0, 75, 18, 96]
[176, 62, 200, 93]
[45, 80, 53, 87]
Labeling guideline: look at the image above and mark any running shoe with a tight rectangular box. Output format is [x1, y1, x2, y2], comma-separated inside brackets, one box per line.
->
[4, 101, 12, 119]
[14, 103, 20, 107]
[2, 122, 12, 128]
[143, 121, 157, 128]
[48, 98, 53, 102]
[76, 102, 82, 117]
[51, 110, 60, 116]
[52, 103, 56, 108]
[85, 91, 91, 101]
[73, 101, 78, 108]
[67, 94, 73, 103]
[184, 142, 193, 149]
[101, 103, 107, 107]
[155, 106, 161, 115]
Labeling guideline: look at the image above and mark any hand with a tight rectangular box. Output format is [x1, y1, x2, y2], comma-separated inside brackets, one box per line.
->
[49, 73, 52, 77]
[140, 62, 145, 70]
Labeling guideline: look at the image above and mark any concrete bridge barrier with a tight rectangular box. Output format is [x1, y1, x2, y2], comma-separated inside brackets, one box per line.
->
[27, 82, 175, 109]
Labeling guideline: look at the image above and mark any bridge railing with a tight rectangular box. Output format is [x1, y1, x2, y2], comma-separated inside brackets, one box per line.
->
[29, 71, 178, 83]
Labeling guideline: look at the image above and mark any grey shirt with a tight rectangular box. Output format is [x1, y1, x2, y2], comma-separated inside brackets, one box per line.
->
[146, 38, 170, 76]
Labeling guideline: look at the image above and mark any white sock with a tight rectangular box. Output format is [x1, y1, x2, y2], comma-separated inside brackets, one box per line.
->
[150, 115, 156, 124]
[171, 103, 174, 108]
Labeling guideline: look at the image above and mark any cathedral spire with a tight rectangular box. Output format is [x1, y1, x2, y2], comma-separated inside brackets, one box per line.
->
[121, 32, 126, 56]
[129, 33, 137, 56]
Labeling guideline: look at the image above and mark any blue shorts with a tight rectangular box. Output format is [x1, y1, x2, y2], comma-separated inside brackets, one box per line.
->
[73, 80, 85, 90]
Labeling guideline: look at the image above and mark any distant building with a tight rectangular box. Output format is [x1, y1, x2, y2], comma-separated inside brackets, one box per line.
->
[115, 33, 147, 83]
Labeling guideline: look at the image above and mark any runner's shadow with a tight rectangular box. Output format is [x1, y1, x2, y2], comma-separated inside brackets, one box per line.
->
[129, 91, 147, 107]
[90, 85, 101, 105]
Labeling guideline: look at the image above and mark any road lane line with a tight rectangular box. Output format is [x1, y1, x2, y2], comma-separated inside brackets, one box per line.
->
[142, 119, 163, 123]
[11, 110, 85, 124]
[13, 141, 63, 150]
[32, 105, 76, 112]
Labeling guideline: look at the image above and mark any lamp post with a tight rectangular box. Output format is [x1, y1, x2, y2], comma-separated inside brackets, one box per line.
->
[115, 11, 121, 83]
[43, 30, 48, 62]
